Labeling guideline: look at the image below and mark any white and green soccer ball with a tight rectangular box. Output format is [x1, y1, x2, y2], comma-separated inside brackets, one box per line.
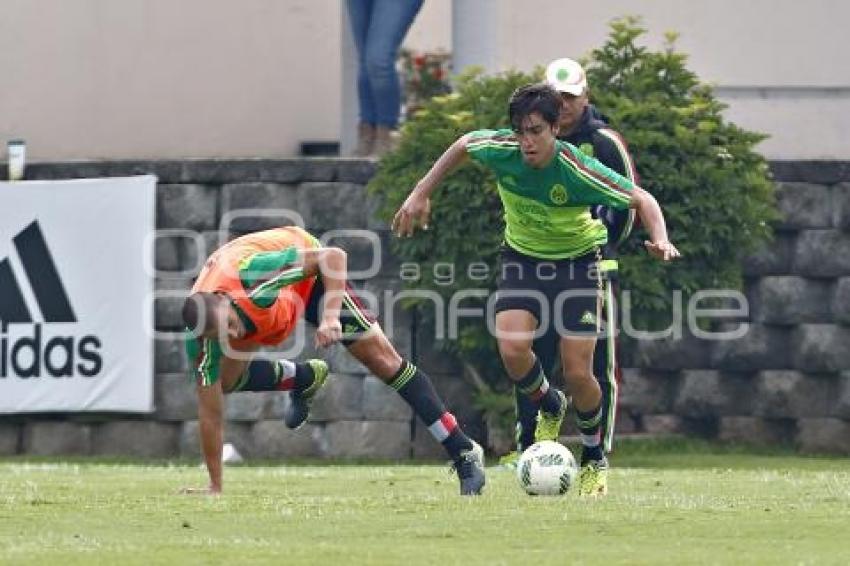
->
[516, 441, 578, 496]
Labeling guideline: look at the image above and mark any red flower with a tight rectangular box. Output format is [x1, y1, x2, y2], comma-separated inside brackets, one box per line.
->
[414, 54, 426, 69]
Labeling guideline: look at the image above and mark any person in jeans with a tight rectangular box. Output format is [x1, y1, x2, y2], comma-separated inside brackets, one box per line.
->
[346, 0, 424, 157]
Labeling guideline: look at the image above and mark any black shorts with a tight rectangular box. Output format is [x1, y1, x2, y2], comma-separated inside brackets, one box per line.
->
[304, 277, 377, 346]
[494, 245, 604, 335]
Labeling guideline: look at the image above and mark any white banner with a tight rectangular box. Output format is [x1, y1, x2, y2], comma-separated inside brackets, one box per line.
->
[0, 176, 155, 413]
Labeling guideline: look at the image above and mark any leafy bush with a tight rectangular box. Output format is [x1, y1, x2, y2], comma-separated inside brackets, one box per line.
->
[584, 17, 777, 316]
[369, 17, 777, 412]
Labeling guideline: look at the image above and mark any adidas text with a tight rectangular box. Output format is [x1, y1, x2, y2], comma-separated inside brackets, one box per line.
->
[1, 324, 103, 378]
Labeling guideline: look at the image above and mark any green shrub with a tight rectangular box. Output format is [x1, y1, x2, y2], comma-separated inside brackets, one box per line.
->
[369, 17, 777, 416]
[584, 17, 778, 317]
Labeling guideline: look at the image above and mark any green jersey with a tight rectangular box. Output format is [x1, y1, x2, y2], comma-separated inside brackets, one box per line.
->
[466, 129, 635, 259]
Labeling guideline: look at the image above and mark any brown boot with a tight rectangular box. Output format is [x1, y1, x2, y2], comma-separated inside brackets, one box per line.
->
[353, 123, 375, 157]
[372, 126, 399, 158]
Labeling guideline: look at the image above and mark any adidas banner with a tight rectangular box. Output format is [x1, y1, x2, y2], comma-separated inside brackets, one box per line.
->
[0, 176, 155, 413]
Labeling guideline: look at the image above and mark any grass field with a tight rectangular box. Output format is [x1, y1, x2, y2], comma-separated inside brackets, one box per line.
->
[1, 439, 848, 565]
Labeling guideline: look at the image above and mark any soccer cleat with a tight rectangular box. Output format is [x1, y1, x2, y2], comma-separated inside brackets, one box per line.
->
[497, 450, 520, 470]
[534, 389, 568, 444]
[577, 457, 609, 497]
[451, 440, 486, 495]
[283, 359, 328, 430]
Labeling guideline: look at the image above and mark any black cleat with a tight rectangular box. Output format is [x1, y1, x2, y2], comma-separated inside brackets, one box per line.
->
[452, 441, 486, 496]
[283, 360, 328, 430]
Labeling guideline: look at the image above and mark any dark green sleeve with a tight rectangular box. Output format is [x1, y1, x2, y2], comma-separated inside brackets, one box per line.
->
[238, 247, 307, 308]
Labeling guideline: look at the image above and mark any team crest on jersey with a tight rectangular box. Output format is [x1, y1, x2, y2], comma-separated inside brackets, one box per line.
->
[549, 184, 568, 205]
[579, 142, 595, 157]
[580, 311, 597, 325]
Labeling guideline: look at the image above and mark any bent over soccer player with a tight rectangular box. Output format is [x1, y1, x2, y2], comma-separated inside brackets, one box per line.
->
[393, 83, 680, 497]
[181, 225, 485, 495]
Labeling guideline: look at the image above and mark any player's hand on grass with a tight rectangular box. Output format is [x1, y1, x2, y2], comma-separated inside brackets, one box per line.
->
[178, 485, 221, 496]
[315, 317, 343, 348]
[644, 240, 681, 261]
[392, 192, 431, 237]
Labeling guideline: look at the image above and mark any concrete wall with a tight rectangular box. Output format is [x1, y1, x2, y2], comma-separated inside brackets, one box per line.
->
[0, 0, 450, 162]
[0, 157, 478, 461]
[452, 0, 850, 159]
[0, 0, 342, 160]
[2, 1, 846, 161]
[1, 158, 849, 458]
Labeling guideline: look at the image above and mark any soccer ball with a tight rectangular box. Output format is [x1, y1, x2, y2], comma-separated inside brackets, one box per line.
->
[516, 441, 578, 496]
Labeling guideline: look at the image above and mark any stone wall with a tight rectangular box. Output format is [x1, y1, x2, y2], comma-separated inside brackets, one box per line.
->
[616, 162, 850, 454]
[0, 159, 474, 461]
[1, 159, 848, 457]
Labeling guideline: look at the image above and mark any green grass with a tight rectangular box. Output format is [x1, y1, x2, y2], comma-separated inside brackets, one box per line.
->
[1, 439, 848, 565]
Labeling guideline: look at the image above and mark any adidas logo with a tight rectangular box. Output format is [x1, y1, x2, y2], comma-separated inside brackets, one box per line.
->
[1, 221, 102, 378]
[1, 221, 76, 323]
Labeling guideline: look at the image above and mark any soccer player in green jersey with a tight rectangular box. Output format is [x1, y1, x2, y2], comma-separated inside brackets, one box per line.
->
[504, 58, 643, 469]
[392, 83, 680, 496]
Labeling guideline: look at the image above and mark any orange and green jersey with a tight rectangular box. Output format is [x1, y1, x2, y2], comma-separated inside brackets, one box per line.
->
[191, 226, 321, 347]
[186, 226, 321, 386]
[466, 128, 635, 260]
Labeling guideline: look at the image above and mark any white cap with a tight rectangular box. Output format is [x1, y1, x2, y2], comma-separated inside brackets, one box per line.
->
[545, 58, 587, 96]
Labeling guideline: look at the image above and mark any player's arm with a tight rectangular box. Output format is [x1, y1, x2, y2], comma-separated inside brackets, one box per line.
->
[392, 133, 473, 237]
[178, 378, 224, 495]
[563, 144, 679, 261]
[628, 188, 680, 261]
[179, 336, 225, 494]
[239, 246, 348, 347]
[197, 380, 224, 493]
[300, 247, 347, 347]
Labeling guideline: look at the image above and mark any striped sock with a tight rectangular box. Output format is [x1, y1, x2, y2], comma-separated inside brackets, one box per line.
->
[576, 403, 604, 463]
[516, 357, 562, 416]
[389, 360, 472, 460]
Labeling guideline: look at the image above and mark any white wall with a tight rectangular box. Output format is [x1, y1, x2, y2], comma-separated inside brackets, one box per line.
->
[0, 0, 343, 160]
[452, 0, 850, 159]
[339, 0, 451, 154]
[406, 0, 451, 53]
[0, 0, 846, 161]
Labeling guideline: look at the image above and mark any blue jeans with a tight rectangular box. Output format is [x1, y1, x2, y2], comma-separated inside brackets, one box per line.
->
[346, 0, 424, 128]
